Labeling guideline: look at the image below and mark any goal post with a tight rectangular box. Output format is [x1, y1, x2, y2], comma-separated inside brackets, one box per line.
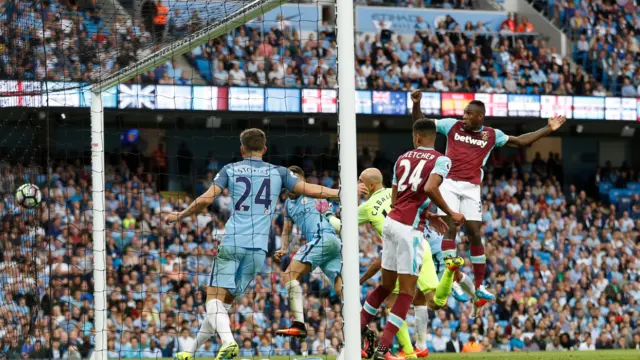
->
[335, 1, 361, 360]
[88, 0, 360, 358]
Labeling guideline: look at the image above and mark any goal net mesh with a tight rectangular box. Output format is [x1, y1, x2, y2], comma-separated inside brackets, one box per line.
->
[0, 0, 350, 358]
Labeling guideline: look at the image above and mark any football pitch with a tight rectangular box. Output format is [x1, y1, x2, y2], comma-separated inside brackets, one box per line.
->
[164, 350, 639, 360]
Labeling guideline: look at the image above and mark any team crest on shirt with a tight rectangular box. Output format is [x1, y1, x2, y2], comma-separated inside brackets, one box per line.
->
[301, 197, 308, 205]
[481, 131, 489, 140]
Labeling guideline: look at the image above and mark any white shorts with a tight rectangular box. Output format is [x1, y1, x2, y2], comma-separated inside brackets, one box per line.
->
[436, 178, 482, 221]
[381, 217, 425, 276]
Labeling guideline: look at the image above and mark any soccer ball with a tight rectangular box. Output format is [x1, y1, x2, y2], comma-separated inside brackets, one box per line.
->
[15, 183, 42, 209]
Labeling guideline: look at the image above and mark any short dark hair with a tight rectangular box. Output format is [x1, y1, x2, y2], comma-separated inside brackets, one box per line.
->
[413, 118, 436, 135]
[240, 128, 266, 152]
[288, 165, 304, 177]
[468, 100, 486, 113]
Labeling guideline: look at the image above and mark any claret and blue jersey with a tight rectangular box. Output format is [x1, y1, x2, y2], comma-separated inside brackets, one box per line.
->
[436, 118, 509, 184]
[213, 158, 300, 252]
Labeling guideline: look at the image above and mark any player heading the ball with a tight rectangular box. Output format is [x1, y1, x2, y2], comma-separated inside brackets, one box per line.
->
[411, 90, 566, 316]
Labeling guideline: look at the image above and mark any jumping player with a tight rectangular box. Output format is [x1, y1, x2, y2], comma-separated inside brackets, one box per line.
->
[274, 165, 343, 339]
[411, 90, 566, 315]
[359, 119, 465, 360]
[168, 129, 338, 360]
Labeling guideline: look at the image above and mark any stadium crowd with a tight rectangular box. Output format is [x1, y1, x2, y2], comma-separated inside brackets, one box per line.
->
[531, 0, 640, 96]
[0, 145, 639, 358]
[4, 0, 636, 97]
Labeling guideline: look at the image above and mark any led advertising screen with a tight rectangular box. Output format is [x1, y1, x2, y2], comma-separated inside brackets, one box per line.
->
[540, 95, 573, 119]
[118, 84, 156, 109]
[0, 81, 42, 107]
[156, 85, 192, 110]
[441, 92, 473, 116]
[228, 87, 265, 112]
[507, 94, 540, 117]
[608, 97, 638, 121]
[265, 88, 301, 112]
[356, 91, 372, 114]
[474, 93, 507, 117]
[42, 82, 81, 107]
[372, 91, 406, 115]
[302, 89, 338, 113]
[573, 96, 605, 120]
[406, 91, 440, 116]
[192, 86, 228, 111]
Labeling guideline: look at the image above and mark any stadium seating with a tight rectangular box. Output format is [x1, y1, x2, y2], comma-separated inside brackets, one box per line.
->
[529, 0, 640, 96]
[1, 0, 629, 97]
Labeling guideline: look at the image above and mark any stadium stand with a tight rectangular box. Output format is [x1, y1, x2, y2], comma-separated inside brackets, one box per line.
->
[0, 144, 639, 357]
[0, 0, 624, 97]
[529, 0, 640, 96]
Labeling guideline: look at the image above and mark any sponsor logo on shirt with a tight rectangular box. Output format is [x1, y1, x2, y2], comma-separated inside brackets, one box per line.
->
[453, 132, 488, 148]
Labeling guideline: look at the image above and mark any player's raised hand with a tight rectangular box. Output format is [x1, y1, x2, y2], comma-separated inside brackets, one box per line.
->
[426, 212, 449, 234]
[410, 90, 422, 103]
[450, 212, 466, 226]
[164, 211, 181, 223]
[548, 114, 566, 131]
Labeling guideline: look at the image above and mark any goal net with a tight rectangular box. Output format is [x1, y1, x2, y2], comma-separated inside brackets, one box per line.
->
[0, 0, 359, 359]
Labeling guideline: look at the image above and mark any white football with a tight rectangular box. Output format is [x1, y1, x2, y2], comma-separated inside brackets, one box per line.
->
[15, 183, 42, 209]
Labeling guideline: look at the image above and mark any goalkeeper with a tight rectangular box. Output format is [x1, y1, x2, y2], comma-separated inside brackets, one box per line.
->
[330, 168, 460, 359]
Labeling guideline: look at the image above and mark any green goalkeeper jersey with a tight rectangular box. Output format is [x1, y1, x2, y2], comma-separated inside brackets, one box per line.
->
[358, 187, 393, 236]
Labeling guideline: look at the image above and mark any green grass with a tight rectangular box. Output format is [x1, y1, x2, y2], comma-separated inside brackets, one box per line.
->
[164, 350, 639, 360]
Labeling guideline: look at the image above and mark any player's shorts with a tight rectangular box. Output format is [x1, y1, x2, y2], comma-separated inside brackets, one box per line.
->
[209, 245, 266, 297]
[393, 240, 439, 295]
[381, 217, 424, 276]
[293, 233, 342, 284]
[436, 178, 482, 221]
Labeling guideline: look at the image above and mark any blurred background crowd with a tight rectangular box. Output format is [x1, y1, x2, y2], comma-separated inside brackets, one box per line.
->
[1, 0, 640, 358]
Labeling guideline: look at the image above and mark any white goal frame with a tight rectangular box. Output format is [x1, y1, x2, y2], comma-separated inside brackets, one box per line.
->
[88, 0, 359, 359]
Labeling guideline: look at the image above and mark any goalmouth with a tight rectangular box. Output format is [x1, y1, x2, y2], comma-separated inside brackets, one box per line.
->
[87, 0, 360, 359]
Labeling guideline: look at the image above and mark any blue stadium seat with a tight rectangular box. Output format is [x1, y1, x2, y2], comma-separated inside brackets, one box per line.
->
[599, 182, 613, 195]
[627, 182, 640, 191]
[196, 59, 212, 81]
[609, 189, 634, 203]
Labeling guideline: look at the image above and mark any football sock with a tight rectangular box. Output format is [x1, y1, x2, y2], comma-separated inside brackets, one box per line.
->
[286, 280, 305, 323]
[470, 245, 486, 289]
[206, 299, 235, 346]
[458, 273, 476, 298]
[434, 266, 455, 307]
[380, 292, 413, 348]
[389, 308, 414, 355]
[414, 306, 429, 349]
[441, 239, 456, 258]
[189, 319, 214, 355]
[360, 286, 391, 329]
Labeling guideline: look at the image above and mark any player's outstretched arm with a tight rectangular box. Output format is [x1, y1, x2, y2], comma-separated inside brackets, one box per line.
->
[505, 115, 566, 147]
[293, 181, 339, 200]
[424, 174, 465, 225]
[410, 90, 424, 122]
[360, 258, 382, 285]
[165, 185, 222, 222]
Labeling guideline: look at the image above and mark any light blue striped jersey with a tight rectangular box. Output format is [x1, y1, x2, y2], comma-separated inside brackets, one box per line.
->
[284, 196, 338, 242]
[213, 158, 300, 251]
